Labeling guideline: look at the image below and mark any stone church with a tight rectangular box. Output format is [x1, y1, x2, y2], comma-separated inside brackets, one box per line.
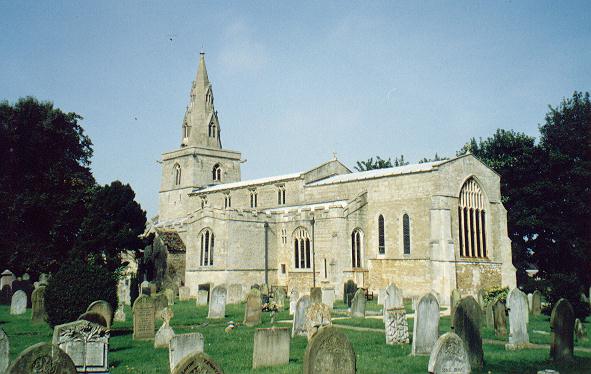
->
[151, 52, 516, 304]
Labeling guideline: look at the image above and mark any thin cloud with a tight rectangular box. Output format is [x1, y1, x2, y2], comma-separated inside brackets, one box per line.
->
[218, 20, 268, 74]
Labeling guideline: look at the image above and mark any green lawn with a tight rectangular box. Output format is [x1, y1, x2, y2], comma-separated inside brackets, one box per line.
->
[1, 302, 591, 373]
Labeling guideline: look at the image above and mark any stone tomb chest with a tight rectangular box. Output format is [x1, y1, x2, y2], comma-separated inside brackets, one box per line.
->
[52, 320, 109, 373]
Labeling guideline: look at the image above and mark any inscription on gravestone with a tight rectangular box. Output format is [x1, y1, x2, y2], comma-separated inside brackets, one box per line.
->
[133, 295, 155, 340]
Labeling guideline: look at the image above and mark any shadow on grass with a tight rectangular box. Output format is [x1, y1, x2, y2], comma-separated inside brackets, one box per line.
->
[110, 329, 132, 337]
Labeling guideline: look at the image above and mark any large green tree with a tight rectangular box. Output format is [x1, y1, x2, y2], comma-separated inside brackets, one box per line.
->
[0, 97, 94, 275]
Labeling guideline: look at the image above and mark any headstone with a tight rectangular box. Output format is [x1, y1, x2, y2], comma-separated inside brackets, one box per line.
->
[78, 312, 107, 327]
[493, 299, 508, 336]
[292, 295, 311, 337]
[140, 280, 150, 295]
[52, 319, 109, 372]
[550, 298, 574, 362]
[303, 326, 355, 374]
[117, 278, 131, 306]
[310, 287, 322, 304]
[153, 293, 169, 320]
[427, 332, 471, 374]
[412, 293, 440, 355]
[574, 318, 587, 341]
[6, 342, 77, 374]
[155, 307, 175, 348]
[169, 333, 205, 372]
[0, 270, 15, 290]
[10, 290, 27, 315]
[38, 273, 49, 285]
[11, 278, 33, 308]
[0, 328, 8, 374]
[450, 289, 461, 326]
[273, 287, 286, 310]
[289, 289, 299, 315]
[505, 288, 530, 350]
[227, 284, 243, 304]
[453, 296, 483, 369]
[351, 288, 366, 318]
[304, 303, 332, 340]
[321, 287, 335, 309]
[243, 290, 262, 327]
[31, 285, 47, 323]
[114, 305, 126, 322]
[197, 290, 209, 306]
[86, 300, 113, 329]
[133, 295, 155, 340]
[165, 288, 175, 306]
[0, 285, 11, 305]
[477, 289, 486, 309]
[377, 288, 386, 305]
[171, 352, 223, 373]
[485, 302, 494, 328]
[528, 293, 533, 312]
[343, 280, 357, 307]
[207, 285, 227, 319]
[252, 327, 290, 369]
[385, 307, 410, 345]
[532, 290, 542, 316]
[384, 283, 404, 312]
[179, 286, 191, 301]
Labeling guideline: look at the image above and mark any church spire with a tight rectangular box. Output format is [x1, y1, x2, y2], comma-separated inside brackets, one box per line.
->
[181, 52, 222, 149]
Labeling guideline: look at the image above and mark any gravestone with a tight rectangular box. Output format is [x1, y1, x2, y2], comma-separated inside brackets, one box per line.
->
[86, 300, 113, 329]
[289, 289, 299, 315]
[114, 305, 126, 322]
[453, 296, 483, 369]
[303, 303, 332, 340]
[52, 319, 109, 372]
[377, 288, 386, 305]
[155, 308, 175, 348]
[179, 286, 191, 301]
[165, 288, 175, 306]
[528, 293, 533, 312]
[11, 278, 33, 308]
[153, 293, 169, 320]
[384, 307, 409, 345]
[477, 289, 486, 309]
[532, 290, 542, 316]
[427, 332, 471, 374]
[10, 290, 27, 315]
[506, 288, 530, 350]
[0, 328, 8, 374]
[310, 287, 322, 304]
[350, 288, 366, 318]
[140, 280, 151, 295]
[31, 285, 47, 323]
[321, 287, 335, 309]
[493, 299, 508, 336]
[133, 295, 155, 340]
[6, 342, 77, 374]
[485, 303, 494, 328]
[117, 279, 131, 306]
[252, 327, 290, 369]
[343, 280, 357, 307]
[172, 352, 223, 373]
[303, 326, 355, 374]
[207, 285, 227, 319]
[412, 293, 440, 355]
[273, 287, 286, 310]
[0, 270, 15, 290]
[550, 298, 574, 362]
[227, 284, 243, 304]
[0, 285, 11, 305]
[244, 290, 262, 327]
[197, 290, 209, 306]
[169, 333, 205, 372]
[450, 289, 461, 326]
[383, 283, 404, 311]
[292, 295, 311, 337]
[574, 318, 587, 341]
[78, 312, 108, 327]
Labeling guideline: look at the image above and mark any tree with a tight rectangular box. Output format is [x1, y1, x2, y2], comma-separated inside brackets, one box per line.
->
[418, 153, 446, 163]
[75, 181, 147, 272]
[0, 97, 94, 275]
[354, 156, 392, 171]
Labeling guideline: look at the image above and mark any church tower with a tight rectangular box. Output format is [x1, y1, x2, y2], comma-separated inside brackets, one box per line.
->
[159, 52, 242, 220]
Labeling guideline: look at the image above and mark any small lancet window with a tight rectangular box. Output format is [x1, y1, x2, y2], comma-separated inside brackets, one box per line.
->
[199, 228, 215, 266]
[250, 190, 258, 208]
[173, 164, 181, 186]
[212, 164, 222, 182]
[351, 229, 363, 268]
[209, 122, 216, 138]
[277, 185, 286, 205]
[224, 193, 232, 209]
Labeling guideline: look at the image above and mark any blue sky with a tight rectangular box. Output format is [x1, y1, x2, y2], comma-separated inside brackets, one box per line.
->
[1, 1, 589, 217]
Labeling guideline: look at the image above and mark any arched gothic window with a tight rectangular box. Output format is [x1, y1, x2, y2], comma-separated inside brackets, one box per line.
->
[173, 164, 181, 186]
[351, 229, 363, 268]
[293, 227, 311, 269]
[403, 214, 411, 254]
[199, 228, 215, 266]
[378, 215, 385, 255]
[212, 164, 222, 181]
[458, 178, 487, 258]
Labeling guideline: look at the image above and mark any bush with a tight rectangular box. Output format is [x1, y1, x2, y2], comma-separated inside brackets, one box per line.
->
[543, 273, 590, 321]
[44, 260, 118, 327]
[483, 286, 509, 306]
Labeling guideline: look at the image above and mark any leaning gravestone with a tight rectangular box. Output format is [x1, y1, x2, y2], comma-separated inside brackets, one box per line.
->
[10, 290, 27, 315]
[172, 352, 224, 374]
[303, 303, 332, 340]
[385, 307, 409, 345]
[321, 287, 335, 309]
[273, 287, 286, 310]
[169, 333, 205, 372]
[52, 319, 110, 372]
[550, 298, 575, 362]
[133, 295, 155, 340]
[289, 289, 299, 315]
[493, 299, 508, 337]
[450, 289, 461, 326]
[197, 290, 209, 306]
[244, 290, 262, 327]
[506, 288, 530, 350]
[155, 307, 175, 348]
[208, 285, 227, 319]
[6, 342, 77, 374]
[532, 290, 542, 316]
[292, 295, 311, 337]
[350, 288, 366, 318]
[427, 332, 471, 374]
[303, 326, 355, 374]
[86, 300, 113, 329]
[227, 284, 243, 304]
[384, 283, 404, 311]
[453, 296, 483, 369]
[0, 328, 9, 373]
[31, 285, 47, 323]
[412, 293, 440, 355]
[310, 287, 322, 304]
[252, 327, 290, 369]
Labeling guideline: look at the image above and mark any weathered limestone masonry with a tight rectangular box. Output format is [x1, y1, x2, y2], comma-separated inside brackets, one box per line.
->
[150, 52, 517, 305]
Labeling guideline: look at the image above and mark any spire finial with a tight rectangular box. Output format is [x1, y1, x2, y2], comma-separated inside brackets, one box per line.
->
[332, 152, 337, 160]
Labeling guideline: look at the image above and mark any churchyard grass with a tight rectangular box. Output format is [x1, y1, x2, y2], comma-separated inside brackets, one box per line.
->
[2, 302, 591, 373]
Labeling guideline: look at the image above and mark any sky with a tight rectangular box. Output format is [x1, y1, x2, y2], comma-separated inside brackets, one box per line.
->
[1, 1, 590, 218]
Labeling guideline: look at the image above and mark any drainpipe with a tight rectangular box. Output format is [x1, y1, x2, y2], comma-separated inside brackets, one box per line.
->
[312, 216, 316, 288]
[264, 222, 269, 286]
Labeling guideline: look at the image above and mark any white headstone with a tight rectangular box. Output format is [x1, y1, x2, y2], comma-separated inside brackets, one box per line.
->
[321, 287, 335, 309]
[350, 289, 366, 318]
[169, 333, 204, 372]
[428, 332, 471, 374]
[412, 293, 440, 355]
[52, 320, 110, 373]
[154, 308, 175, 348]
[292, 295, 311, 337]
[506, 288, 530, 350]
[10, 290, 27, 315]
[197, 290, 209, 306]
[384, 307, 409, 345]
[383, 283, 403, 312]
[207, 286, 227, 319]
[289, 289, 299, 316]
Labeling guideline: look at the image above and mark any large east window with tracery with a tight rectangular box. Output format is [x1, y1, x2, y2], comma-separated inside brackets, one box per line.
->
[458, 178, 487, 258]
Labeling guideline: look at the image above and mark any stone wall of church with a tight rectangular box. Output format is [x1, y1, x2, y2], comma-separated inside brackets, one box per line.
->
[455, 261, 503, 296]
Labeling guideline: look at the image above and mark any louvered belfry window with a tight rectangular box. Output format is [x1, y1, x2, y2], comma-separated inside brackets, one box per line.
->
[378, 215, 385, 255]
[458, 178, 487, 258]
[403, 214, 410, 254]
